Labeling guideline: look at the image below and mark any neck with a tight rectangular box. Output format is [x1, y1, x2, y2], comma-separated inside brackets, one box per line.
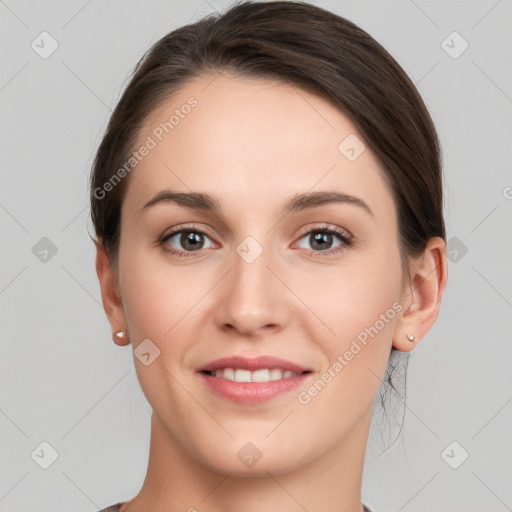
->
[121, 410, 372, 512]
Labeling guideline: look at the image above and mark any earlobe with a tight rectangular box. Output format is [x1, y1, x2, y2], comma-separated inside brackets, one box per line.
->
[113, 330, 130, 346]
[95, 240, 130, 346]
[393, 237, 448, 352]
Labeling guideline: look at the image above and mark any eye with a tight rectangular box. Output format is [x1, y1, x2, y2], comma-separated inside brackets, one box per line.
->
[296, 224, 353, 256]
[159, 223, 353, 258]
[160, 225, 216, 257]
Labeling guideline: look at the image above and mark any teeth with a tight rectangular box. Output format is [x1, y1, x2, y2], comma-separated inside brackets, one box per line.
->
[235, 369, 251, 382]
[251, 369, 270, 382]
[209, 368, 302, 382]
[223, 368, 235, 380]
[269, 369, 283, 381]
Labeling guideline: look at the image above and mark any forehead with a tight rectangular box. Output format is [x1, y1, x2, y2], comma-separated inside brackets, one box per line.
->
[123, 72, 394, 221]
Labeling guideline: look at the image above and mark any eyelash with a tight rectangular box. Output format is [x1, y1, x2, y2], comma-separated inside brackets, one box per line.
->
[159, 223, 354, 258]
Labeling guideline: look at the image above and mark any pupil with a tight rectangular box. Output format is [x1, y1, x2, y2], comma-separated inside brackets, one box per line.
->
[182, 231, 203, 251]
[311, 232, 332, 250]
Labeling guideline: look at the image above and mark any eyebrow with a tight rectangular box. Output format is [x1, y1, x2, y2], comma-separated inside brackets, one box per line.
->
[141, 189, 374, 217]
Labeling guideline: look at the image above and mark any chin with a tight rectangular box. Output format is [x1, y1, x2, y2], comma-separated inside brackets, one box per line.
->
[192, 435, 312, 477]
[201, 454, 305, 478]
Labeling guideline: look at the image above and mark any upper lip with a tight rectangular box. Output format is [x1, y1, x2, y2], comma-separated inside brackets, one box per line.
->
[198, 355, 312, 374]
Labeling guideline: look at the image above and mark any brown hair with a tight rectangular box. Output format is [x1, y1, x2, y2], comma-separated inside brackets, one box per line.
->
[89, 0, 445, 437]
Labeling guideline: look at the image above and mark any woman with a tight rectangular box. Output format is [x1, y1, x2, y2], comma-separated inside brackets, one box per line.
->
[91, 1, 447, 510]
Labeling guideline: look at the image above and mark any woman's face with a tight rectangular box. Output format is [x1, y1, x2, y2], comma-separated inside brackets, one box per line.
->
[112, 73, 412, 475]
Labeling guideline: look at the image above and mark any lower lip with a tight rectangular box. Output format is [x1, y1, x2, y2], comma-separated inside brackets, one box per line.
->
[198, 372, 311, 404]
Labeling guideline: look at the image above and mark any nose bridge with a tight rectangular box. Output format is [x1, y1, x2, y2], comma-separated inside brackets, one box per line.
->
[215, 234, 287, 335]
[234, 236, 272, 295]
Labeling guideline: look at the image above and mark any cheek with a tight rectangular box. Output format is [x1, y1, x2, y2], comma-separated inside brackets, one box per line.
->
[118, 245, 197, 343]
[118, 249, 198, 417]
[330, 272, 402, 348]
[294, 253, 402, 352]
[298, 240, 403, 401]
[295, 277, 401, 434]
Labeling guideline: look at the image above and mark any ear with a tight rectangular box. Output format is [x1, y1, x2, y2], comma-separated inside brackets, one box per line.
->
[95, 240, 130, 346]
[393, 236, 448, 352]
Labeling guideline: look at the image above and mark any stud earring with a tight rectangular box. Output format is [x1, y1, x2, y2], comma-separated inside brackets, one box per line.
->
[406, 333, 416, 342]
[114, 331, 127, 340]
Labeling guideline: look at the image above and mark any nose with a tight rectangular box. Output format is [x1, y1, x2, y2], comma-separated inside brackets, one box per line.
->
[214, 242, 291, 338]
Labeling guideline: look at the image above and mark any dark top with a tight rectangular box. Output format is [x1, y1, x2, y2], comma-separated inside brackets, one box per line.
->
[98, 503, 374, 511]
[98, 505, 123, 512]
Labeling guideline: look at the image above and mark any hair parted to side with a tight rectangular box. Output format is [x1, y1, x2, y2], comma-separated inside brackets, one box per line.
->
[89, 0, 445, 443]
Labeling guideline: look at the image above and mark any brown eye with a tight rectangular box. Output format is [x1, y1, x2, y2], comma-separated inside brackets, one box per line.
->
[161, 226, 215, 257]
[296, 225, 353, 255]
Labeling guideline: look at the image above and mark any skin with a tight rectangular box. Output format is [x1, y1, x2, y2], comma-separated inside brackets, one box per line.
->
[96, 72, 447, 512]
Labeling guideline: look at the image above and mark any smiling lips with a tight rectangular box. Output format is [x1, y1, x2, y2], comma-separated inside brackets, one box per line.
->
[197, 355, 313, 404]
[207, 367, 302, 382]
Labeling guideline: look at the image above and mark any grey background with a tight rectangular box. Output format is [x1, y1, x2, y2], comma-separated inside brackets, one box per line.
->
[1, 0, 511, 511]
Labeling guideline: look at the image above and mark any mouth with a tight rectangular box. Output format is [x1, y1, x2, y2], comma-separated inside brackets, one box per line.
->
[197, 355, 314, 404]
[200, 368, 311, 382]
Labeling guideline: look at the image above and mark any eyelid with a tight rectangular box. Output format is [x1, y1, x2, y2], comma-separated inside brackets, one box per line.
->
[160, 223, 351, 243]
[295, 223, 352, 240]
[161, 223, 214, 239]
